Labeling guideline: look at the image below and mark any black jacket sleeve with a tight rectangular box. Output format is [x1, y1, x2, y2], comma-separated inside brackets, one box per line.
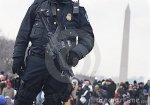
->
[71, 7, 94, 60]
[13, 3, 38, 58]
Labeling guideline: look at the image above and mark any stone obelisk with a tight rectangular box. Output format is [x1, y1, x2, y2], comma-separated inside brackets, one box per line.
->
[119, 4, 131, 82]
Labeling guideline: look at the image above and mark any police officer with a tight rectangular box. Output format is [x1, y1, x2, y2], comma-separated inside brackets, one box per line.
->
[12, 0, 94, 105]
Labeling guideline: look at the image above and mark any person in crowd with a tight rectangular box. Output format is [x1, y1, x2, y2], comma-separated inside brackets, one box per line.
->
[0, 71, 7, 94]
[124, 81, 130, 92]
[93, 77, 99, 88]
[2, 82, 14, 99]
[76, 82, 83, 105]
[77, 80, 91, 105]
[133, 80, 138, 88]
[136, 82, 146, 105]
[128, 84, 138, 105]
[116, 83, 127, 105]
[0, 71, 5, 81]
[141, 83, 149, 105]
[147, 80, 150, 105]
[102, 79, 116, 105]
[70, 78, 79, 105]
[91, 84, 109, 105]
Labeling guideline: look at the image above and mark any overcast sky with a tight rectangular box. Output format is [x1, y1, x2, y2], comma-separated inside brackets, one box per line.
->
[0, 0, 150, 81]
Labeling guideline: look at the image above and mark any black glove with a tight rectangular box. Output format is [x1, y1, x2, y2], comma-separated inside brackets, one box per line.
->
[12, 57, 25, 74]
[67, 52, 79, 67]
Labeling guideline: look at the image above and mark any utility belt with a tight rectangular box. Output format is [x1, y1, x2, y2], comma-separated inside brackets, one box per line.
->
[29, 51, 45, 58]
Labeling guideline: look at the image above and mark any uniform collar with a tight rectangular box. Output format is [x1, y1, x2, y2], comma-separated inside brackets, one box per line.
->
[50, 0, 72, 4]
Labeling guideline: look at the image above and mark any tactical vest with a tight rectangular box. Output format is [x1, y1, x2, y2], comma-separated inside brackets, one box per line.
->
[29, 0, 80, 55]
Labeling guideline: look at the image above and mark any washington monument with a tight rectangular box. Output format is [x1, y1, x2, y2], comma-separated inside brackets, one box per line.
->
[119, 4, 131, 82]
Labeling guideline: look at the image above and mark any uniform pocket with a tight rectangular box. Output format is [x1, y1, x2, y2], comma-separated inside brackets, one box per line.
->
[34, 27, 43, 35]
[65, 21, 78, 29]
[30, 22, 45, 39]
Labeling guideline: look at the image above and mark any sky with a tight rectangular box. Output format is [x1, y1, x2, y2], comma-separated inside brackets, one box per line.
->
[0, 0, 150, 81]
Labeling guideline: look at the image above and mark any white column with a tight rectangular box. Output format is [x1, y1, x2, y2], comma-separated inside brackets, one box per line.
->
[119, 4, 131, 82]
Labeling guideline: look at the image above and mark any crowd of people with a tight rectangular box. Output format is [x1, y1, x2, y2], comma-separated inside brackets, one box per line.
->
[0, 71, 15, 105]
[66, 78, 150, 105]
[0, 71, 149, 105]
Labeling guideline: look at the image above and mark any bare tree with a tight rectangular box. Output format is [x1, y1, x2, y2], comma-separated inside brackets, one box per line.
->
[0, 35, 15, 72]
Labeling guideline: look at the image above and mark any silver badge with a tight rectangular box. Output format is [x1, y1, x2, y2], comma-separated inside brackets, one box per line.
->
[66, 13, 72, 21]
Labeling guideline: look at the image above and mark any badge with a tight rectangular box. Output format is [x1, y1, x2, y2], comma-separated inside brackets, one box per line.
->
[66, 13, 72, 21]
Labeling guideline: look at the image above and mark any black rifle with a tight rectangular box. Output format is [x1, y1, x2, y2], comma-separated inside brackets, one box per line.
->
[37, 9, 74, 77]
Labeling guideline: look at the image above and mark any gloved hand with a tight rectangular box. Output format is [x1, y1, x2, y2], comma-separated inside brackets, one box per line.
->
[67, 52, 79, 67]
[12, 57, 25, 74]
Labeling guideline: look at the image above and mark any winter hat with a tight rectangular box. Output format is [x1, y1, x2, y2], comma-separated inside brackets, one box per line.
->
[95, 85, 100, 89]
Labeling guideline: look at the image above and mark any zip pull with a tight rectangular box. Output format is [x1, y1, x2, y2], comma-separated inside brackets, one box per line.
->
[64, 25, 67, 30]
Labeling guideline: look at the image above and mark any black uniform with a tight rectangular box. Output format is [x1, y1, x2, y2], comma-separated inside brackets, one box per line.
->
[12, 0, 94, 105]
